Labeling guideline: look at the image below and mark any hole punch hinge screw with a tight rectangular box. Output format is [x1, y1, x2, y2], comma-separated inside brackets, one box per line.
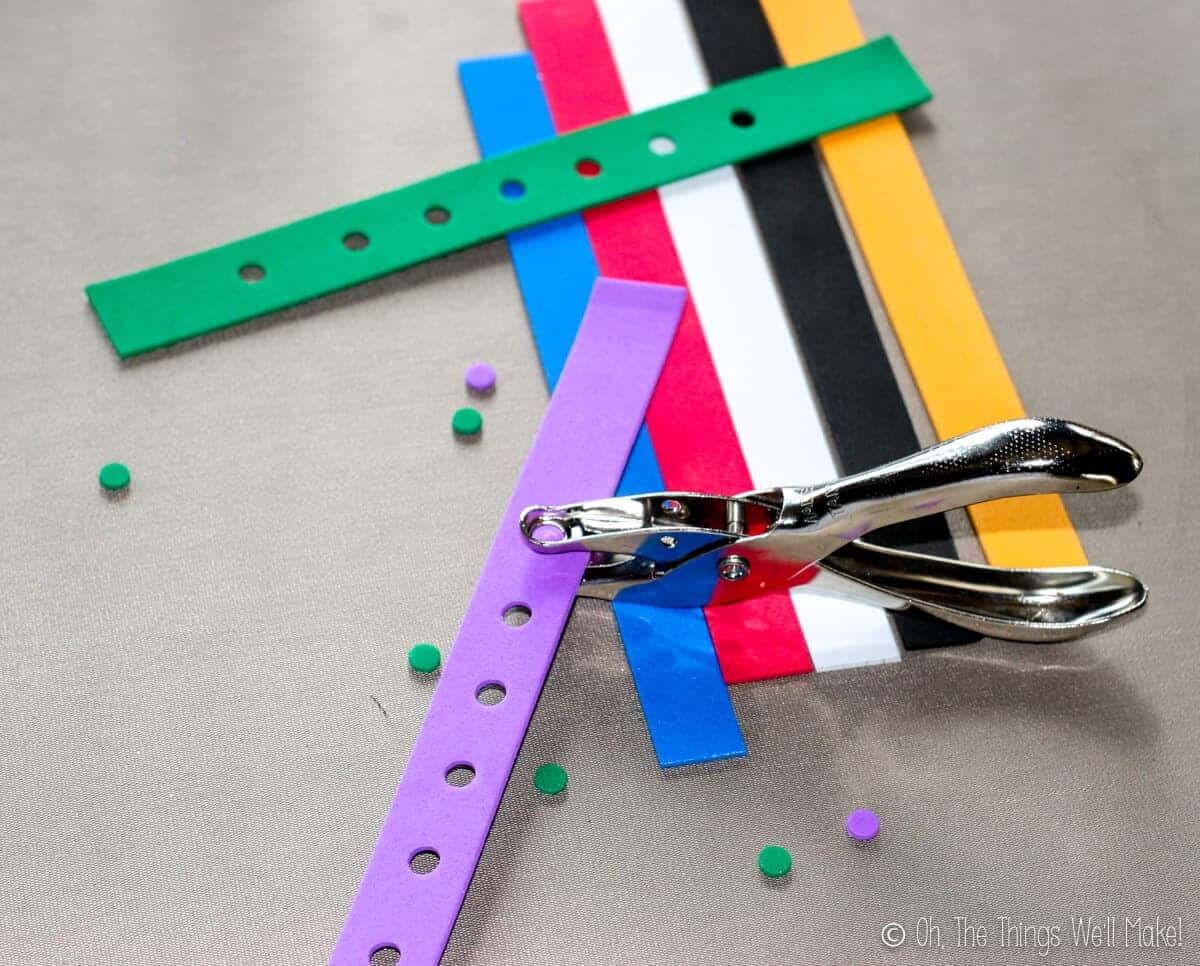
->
[719, 555, 751, 582]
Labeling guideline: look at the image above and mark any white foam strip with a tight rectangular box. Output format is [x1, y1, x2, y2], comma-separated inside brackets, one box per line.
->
[595, 0, 900, 670]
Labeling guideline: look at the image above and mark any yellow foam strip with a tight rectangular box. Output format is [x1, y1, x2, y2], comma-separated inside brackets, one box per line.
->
[759, 0, 1086, 568]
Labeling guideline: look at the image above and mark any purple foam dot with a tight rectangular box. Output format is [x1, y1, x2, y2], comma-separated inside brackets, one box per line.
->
[465, 362, 496, 394]
[846, 808, 880, 842]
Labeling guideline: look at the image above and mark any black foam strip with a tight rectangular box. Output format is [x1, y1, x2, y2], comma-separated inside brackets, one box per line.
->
[682, 0, 978, 648]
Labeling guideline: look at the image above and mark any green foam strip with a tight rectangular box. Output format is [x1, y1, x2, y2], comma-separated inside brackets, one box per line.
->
[85, 37, 930, 357]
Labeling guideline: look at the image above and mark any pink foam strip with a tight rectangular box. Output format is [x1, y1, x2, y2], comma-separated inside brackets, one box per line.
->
[330, 277, 686, 966]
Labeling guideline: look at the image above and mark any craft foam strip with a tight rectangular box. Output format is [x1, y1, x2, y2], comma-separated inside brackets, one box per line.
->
[459, 53, 745, 767]
[330, 278, 684, 965]
[521, 0, 814, 684]
[595, 0, 898, 671]
[680, 0, 978, 649]
[760, 0, 1086, 568]
[86, 39, 930, 359]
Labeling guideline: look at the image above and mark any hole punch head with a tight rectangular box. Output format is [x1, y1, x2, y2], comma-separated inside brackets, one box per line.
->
[730, 109, 755, 128]
[369, 945, 401, 965]
[500, 179, 526, 199]
[238, 263, 265, 283]
[531, 524, 564, 543]
[520, 506, 571, 548]
[342, 231, 369, 251]
[575, 158, 602, 178]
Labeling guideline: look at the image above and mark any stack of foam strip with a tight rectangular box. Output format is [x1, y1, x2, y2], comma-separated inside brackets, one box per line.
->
[81, 2, 1093, 958]
[328, 2, 1091, 959]
[80, 0, 1088, 772]
[459, 0, 1085, 769]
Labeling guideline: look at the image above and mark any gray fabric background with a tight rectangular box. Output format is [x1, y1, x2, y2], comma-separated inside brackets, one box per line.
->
[1, 1, 1196, 963]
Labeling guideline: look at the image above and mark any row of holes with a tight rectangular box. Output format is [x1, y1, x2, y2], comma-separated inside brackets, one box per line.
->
[368, 603, 533, 964]
[237, 110, 758, 286]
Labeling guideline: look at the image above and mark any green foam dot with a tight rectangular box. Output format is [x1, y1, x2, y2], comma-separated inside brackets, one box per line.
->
[758, 845, 792, 879]
[98, 462, 130, 491]
[407, 643, 441, 673]
[452, 407, 483, 436]
[533, 763, 568, 796]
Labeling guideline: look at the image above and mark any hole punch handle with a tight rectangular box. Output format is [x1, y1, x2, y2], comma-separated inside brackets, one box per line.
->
[820, 542, 1148, 642]
[807, 418, 1142, 539]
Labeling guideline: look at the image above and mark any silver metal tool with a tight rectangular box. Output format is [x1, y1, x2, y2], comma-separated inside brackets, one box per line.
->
[520, 418, 1147, 642]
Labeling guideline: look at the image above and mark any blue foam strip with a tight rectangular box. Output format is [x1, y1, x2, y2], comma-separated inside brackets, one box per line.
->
[459, 54, 745, 767]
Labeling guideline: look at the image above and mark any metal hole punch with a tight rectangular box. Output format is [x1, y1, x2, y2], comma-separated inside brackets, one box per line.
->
[519, 418, 1148, 643]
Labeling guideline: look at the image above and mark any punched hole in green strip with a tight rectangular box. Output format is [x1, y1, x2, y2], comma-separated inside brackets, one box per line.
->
[500, 179, 526, 199]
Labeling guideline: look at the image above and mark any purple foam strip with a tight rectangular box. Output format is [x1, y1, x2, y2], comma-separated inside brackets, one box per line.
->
[330, 277, 686, 966]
